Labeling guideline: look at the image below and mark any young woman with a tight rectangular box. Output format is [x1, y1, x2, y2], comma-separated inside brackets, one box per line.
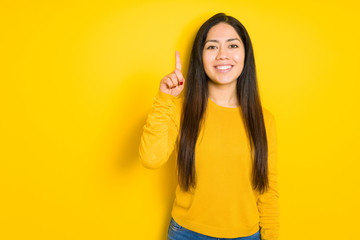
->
[139, 13, 279, 240]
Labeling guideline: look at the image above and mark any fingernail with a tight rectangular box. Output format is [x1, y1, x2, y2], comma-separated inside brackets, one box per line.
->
[180, 81, 183, 85]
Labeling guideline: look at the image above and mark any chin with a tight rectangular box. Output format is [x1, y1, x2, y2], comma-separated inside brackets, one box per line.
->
[210, 79, 236, 85]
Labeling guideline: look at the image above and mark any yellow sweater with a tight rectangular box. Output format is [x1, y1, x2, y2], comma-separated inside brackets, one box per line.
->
[139, 90, 280, 239]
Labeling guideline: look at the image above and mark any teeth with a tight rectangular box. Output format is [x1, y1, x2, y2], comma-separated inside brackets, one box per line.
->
[216, 65, 232, 70]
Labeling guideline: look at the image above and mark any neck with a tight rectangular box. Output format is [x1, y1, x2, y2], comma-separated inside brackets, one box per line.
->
[208, 81, 239, 108]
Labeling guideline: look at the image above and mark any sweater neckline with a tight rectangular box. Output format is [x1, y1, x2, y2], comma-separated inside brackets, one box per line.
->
[207, 97, 241, 112]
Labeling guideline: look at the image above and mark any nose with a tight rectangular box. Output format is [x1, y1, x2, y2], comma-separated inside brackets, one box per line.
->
[216, 46, 229, 60]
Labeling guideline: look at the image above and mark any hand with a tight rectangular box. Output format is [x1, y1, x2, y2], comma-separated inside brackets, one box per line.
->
[159, 50, 185, 97]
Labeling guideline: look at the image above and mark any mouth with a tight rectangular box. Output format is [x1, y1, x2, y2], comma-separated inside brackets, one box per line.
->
[214, 64, 233, 73]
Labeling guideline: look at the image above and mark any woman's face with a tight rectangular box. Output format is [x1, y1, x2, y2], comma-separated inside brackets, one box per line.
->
[202, 22, 245, 86]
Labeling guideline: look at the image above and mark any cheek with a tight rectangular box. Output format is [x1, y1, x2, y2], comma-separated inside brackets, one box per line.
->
[202, 54, 212, 70]
[233, 51, 245, 63]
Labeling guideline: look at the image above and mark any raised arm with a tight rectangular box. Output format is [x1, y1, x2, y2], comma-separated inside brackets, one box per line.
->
[138, 51, 185, 169]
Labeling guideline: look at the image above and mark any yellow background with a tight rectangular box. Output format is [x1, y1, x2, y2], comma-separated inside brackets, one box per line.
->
[1, 0, 359, 239]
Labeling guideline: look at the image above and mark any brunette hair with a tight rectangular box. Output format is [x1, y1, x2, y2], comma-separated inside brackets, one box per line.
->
[177, 12, 269, 194]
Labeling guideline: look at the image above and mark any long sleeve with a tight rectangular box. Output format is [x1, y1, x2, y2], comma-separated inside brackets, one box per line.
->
[138, 90, 181, 169]
[257, 115, 280, 240]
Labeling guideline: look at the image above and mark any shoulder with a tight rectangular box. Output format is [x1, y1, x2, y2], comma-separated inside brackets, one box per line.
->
[262, 106, 275, 121]
[261, 106, 276, 129]
[261, 107, 277, 148]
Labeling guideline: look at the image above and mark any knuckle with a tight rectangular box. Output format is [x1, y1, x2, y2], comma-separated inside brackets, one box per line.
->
[170, 73, 177, 80]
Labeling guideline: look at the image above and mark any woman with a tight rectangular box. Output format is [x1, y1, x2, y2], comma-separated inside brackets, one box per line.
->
[139, 12, 279, 240]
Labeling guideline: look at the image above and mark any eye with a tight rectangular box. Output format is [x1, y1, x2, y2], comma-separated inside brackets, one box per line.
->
[206, 45, 217, 50]
[229, 44, 239, 48]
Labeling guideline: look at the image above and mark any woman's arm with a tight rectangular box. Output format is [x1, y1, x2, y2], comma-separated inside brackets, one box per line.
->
[257, 114, 280, 240]
[138, 90, 181, 169]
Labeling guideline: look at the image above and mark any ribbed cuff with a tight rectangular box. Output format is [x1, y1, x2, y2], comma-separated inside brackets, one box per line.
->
[156, 90, 179, 102]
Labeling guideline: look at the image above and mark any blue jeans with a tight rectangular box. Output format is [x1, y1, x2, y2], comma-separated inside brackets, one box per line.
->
[167, 217, 261, 240]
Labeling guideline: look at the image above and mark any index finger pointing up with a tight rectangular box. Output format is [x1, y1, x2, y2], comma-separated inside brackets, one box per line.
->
[175, 50, 181, 71]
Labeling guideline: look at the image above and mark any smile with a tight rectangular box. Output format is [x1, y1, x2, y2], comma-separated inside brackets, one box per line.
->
[214, 65, 233, 72]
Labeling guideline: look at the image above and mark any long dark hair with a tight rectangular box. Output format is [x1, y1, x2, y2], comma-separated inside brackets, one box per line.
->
[177, 12, 269, 195]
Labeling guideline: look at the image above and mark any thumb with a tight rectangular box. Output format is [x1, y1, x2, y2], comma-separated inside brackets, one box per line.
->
[174, 69, 185, 86]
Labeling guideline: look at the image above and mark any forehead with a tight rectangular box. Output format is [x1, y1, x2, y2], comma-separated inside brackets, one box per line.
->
[205, 23, 240, 40]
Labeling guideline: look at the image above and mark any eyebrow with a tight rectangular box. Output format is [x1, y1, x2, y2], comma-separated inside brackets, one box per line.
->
[205, 38, 241, 44]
